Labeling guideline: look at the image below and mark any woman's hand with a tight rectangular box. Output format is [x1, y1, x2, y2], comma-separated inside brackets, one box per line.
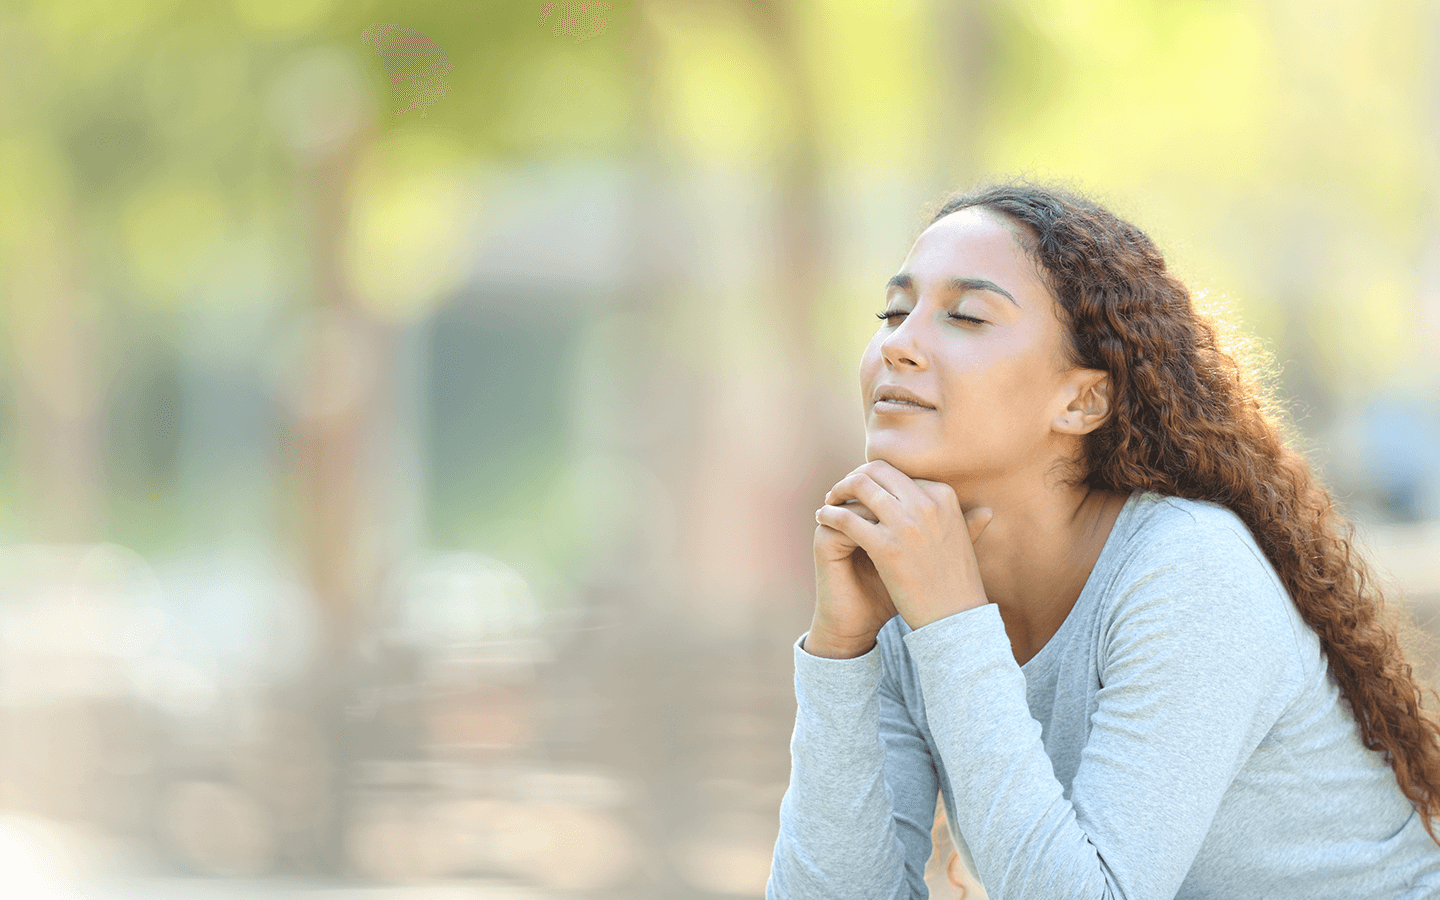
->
[810, 494, 898, 658]
[814, 460, 994, 640]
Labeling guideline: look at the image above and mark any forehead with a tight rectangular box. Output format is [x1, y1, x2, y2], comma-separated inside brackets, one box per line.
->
[901, 207, 1049, 302]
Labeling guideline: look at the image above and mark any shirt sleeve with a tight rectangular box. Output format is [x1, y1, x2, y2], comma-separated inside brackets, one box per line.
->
[902, 529, 1300, 900]
[767, 629, 939, 900]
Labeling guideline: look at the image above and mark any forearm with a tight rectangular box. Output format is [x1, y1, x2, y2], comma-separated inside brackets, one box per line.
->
[907, 609, 1113, 899]
[767, 635, 923, 900]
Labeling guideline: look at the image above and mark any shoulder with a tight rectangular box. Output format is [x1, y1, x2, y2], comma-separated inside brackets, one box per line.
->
[1098, 493, 1312, 675]
[1112, 493, 1285, 592]
[1122, 492, 1261, 554]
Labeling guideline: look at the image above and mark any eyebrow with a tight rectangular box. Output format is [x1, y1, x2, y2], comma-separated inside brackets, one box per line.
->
[885, 273, 1020, 308]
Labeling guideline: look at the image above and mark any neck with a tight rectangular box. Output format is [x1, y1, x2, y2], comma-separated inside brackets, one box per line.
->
[952, 478, 1128, 666]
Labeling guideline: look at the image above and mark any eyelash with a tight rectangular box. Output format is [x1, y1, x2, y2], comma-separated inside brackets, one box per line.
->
[874, 310, 987, 326]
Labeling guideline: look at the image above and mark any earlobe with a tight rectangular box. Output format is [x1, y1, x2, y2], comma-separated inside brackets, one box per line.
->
[1061, 412, 1099, 432]
[1052, 408, 1085, 434]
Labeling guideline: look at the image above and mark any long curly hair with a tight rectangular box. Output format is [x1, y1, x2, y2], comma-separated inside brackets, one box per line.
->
[924, 181, 1440, 857]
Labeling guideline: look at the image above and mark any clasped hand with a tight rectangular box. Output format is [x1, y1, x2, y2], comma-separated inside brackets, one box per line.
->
[814, 460, 994, 641]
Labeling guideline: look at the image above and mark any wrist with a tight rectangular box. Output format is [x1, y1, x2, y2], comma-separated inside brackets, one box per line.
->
[900, 586, 988, 631]
[802, 630, 876, 659]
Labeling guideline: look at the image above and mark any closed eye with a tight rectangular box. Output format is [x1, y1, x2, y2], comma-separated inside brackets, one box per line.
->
[874, 310, 987, 326]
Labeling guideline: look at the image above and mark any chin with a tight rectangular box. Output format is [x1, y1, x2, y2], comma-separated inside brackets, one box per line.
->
[863, 441, 939, 479]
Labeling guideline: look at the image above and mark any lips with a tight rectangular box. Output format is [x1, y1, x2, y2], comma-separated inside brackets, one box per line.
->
[873, 385, 935, 409]
[878, 399, 930, 408]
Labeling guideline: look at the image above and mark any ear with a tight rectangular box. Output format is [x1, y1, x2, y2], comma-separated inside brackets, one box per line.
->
[1052, 369, 1111, 435]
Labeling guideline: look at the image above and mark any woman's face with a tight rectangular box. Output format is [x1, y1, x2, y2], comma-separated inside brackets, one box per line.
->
[860, 206, 1089, 485]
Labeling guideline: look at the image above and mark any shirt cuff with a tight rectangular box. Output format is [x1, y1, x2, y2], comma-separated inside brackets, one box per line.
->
[900, 603, 1011, 671]
[793, 631, 883, 702]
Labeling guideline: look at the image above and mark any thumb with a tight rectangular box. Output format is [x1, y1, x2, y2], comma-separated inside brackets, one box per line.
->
[964, 506, 995, 544]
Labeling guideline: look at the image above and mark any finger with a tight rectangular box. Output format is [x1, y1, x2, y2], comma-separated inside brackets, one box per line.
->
[910, 477, 961, 511]
[854, 459, 923, 505]
[814, 519, 858, 545]
[834, 500, 879, 523]
[816, 502, 884, 550]
[965, 506, 995, 544]
[824, 473, 902, 517]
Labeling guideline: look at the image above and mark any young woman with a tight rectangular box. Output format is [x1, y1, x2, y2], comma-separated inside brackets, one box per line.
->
[767, 183, 1440, 899]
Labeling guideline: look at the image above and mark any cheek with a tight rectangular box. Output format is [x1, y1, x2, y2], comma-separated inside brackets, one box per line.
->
[943, 359, 1034, 418]
[858, 337, 884, 378]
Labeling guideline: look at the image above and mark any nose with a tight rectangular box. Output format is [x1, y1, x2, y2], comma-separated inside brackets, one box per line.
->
[880, 313, 929, 370]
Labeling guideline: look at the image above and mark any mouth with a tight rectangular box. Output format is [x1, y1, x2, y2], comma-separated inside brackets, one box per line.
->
[875, 398, 931, 408]
[872, 385, 937, 409]
[872, 398, 936, 415]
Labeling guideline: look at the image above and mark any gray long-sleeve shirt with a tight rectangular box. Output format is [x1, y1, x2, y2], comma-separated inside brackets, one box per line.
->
[769, 490, 1440, 899]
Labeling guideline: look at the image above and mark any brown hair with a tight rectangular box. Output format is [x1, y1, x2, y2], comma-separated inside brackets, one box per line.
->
[926, 181, 1440, 851]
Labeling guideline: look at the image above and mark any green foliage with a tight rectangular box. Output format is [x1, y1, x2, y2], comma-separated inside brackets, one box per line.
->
[3, 0, 1435, 567]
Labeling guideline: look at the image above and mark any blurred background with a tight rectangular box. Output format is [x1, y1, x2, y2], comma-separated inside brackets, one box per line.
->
[2, 0, 1440, 897]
